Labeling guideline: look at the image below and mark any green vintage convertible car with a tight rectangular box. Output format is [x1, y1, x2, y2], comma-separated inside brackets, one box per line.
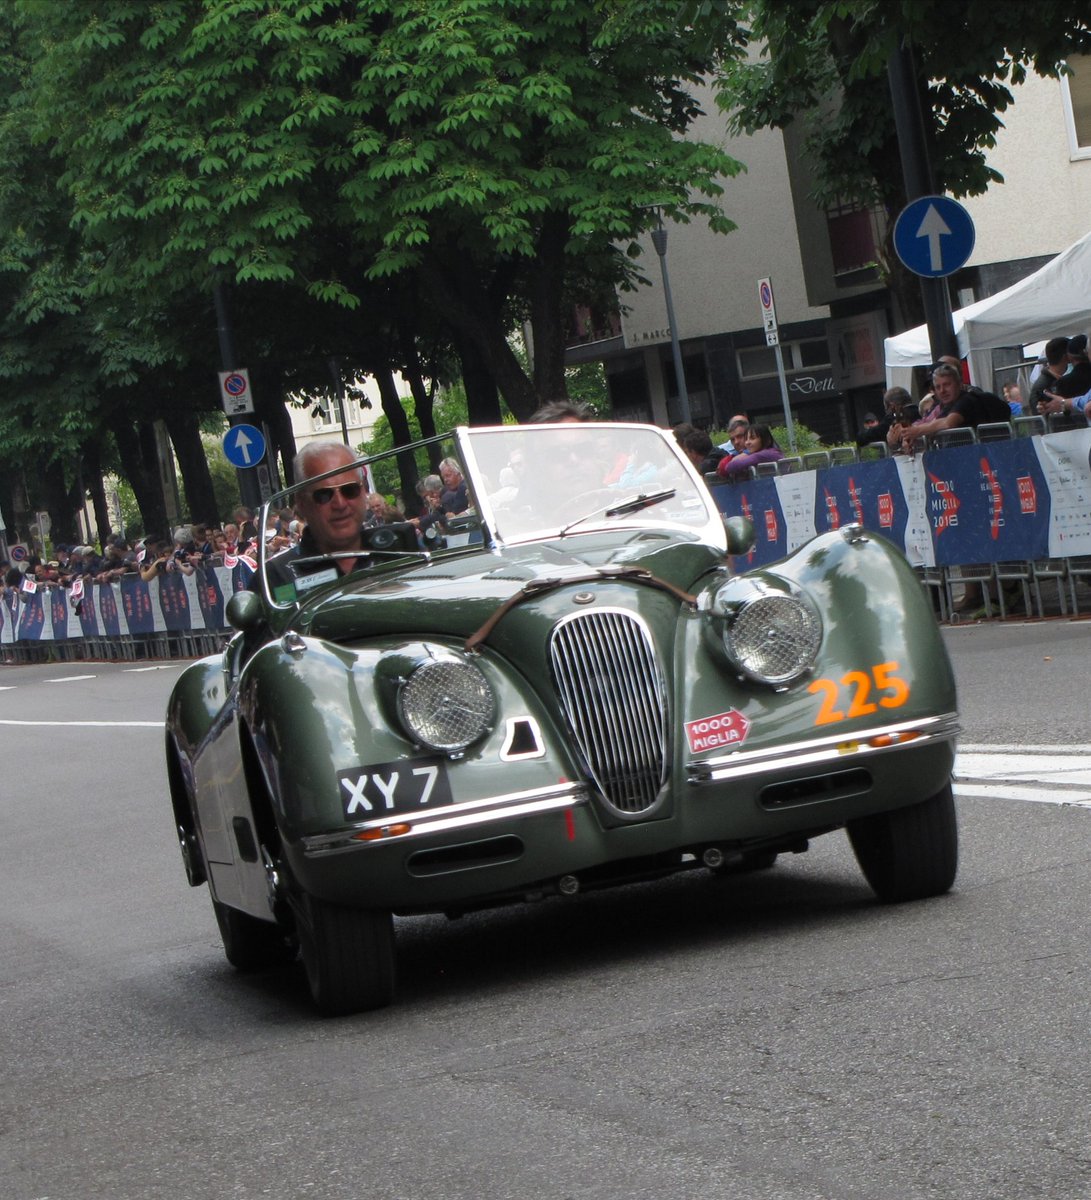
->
[166, 422, 958, 1014]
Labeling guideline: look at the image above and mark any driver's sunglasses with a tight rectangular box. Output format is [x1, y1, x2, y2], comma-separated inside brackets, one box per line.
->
[309, 482, 363, 506]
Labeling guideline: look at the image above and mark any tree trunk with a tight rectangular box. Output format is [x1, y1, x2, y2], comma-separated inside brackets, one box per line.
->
[41, 457, 78, 548]
[374, 365, 420, 508]
[164, 407, 219, 526]
[113, 420, 168, 537]
[529, 211, 572, 402]
[418, 256, 539, 420]
[83, 442, 112, 546]
[265, 375, 298, 490]
[399, 327, 442, 471]
[454, 331, 502, 426]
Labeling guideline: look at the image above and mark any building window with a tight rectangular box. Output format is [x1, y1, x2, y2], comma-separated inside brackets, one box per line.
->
[737, 339, 831, 380]
[1061, 54, 1091, 159]
[825, 200, 883, 275]
[737, 345, 778, 379]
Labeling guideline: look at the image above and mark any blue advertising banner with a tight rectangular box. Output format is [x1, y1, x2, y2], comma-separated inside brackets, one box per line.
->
[98, 581, 123, 637]
[922, 442, 1051, 566]
[76, 587, 99, 638]
[197, 566, 228, 631]
[16, 589, 45, 640]
[710, 477, 786, 570]
[814, 459, 910, 554]
[50, 588, 72, 640]
[120, 576, 155, 634]
[157, 571, 192, 631]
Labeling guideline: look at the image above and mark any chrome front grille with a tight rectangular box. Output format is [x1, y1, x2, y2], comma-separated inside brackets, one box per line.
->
[549, 609, 668, 815]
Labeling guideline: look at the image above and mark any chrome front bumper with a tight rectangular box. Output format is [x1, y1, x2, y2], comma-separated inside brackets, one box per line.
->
[301, 780, 589, 857]
[685, 712, 960, 784]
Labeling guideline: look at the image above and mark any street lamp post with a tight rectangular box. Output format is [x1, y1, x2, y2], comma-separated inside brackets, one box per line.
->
[649, 213, 692, 425]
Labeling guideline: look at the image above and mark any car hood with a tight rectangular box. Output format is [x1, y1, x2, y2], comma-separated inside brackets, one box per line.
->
[296, 532, 724, 644]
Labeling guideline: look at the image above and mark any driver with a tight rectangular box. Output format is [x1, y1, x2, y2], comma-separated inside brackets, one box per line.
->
[264, 442, 368, 597]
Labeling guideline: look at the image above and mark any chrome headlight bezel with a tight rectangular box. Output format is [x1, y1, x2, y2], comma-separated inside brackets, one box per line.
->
[708, 577, 823, 687]
[393, 651, 496, 754]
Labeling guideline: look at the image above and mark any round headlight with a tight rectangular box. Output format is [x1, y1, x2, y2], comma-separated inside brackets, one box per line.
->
[397, 657, 495, 753]
[724, 592, 821, 686]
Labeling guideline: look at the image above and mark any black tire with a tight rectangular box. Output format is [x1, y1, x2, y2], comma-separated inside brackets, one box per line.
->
[212, 898, 297, 972]
[298, 898, 395, 1016]
[847, 782, 958, 903]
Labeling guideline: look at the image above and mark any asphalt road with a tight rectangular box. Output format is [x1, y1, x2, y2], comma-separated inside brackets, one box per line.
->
[1, 626, 1089, 1200]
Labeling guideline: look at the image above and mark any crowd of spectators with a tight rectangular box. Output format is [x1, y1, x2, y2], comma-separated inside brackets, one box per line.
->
[0, 455, 480, 605]
[6, 356, 1089, 607]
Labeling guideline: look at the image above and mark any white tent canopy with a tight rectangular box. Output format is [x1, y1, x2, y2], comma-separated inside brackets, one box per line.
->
[884, 228, 1091, 390]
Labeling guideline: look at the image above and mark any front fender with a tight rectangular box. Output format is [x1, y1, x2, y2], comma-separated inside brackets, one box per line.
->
[678, 527, 956, 759]
[236, 634, 584, 845]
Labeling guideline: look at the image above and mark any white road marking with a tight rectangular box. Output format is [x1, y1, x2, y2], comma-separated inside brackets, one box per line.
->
[0, 719, 163, 728]
[123, 665, 178, 672]
[44, 674, 97, 683]
[954, 746, 1091, 807]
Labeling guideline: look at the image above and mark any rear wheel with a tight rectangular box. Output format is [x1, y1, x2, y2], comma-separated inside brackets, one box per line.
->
[298, 897, 395, 1016]
[212, 898, 297, 971]
[847, 782, 958, 903]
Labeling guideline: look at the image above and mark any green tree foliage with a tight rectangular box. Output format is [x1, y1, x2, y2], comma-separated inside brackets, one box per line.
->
[19, 0, 748, 420]
[715, 0, 1091, 324]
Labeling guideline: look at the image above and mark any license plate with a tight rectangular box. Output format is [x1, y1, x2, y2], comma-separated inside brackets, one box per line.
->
[337, 757, 453, 821]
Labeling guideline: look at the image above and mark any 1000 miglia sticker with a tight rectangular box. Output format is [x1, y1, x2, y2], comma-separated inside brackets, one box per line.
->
[685, 710, 751, 753]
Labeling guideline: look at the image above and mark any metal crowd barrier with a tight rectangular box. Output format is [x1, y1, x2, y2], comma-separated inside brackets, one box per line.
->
[1, 565, 244, 664]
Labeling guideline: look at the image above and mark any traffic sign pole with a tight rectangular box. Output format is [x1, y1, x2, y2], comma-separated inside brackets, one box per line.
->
[757, 278, 797, 453]
[213, 283, 263, 512]
[887, 39, 959, 364]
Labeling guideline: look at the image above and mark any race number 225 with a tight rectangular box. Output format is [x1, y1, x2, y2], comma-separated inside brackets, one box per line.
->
[807, 661, 909, 726]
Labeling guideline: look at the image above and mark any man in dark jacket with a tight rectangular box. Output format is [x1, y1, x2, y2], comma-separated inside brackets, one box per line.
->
[892, 364, 1009, 450]
[1038, 335, 1091, 421]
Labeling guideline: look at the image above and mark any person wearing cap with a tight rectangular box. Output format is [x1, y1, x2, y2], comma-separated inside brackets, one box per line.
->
[1039, 335, 1091, 420]
[718, 414, 750, 457]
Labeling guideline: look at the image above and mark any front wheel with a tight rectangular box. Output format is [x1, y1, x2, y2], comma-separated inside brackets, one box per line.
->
[298, 897, 395, 1016]
[212, 898, 297, 972]
[847, 782, 958, 903]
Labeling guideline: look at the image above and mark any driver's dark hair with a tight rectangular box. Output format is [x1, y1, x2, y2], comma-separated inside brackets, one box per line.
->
[527, 399, 597, 423]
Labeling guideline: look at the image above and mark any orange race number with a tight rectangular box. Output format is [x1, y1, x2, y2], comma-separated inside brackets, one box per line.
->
[807, 661, 909, 726]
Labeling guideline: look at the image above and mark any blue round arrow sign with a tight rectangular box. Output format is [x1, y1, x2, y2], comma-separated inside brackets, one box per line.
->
[893, 196, 975, 279]
[222, 423, 266, 468]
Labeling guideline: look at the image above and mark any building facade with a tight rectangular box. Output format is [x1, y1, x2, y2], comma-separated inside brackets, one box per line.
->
[569, 57, 1091, 439]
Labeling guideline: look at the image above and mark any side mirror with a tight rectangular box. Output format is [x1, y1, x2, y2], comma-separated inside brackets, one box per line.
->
[723, 516, 755, 556]
[226, 589, 265, 632]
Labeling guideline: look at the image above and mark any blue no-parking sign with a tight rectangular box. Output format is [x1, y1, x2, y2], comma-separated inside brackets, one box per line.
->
[893, 196, 975, 278]
[222, 423, 266, 468]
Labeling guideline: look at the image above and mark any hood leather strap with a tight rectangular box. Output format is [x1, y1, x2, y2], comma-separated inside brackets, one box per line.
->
[464, 566, 696, 653]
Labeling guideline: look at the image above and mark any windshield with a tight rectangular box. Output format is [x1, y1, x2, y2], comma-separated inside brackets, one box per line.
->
[462, 423, 723, 545]
[255, 423, 723, 609]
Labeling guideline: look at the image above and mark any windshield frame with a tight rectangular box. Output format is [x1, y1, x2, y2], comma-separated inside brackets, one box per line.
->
[459, 422, 726, 549]
[252, 423, 724, 611]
